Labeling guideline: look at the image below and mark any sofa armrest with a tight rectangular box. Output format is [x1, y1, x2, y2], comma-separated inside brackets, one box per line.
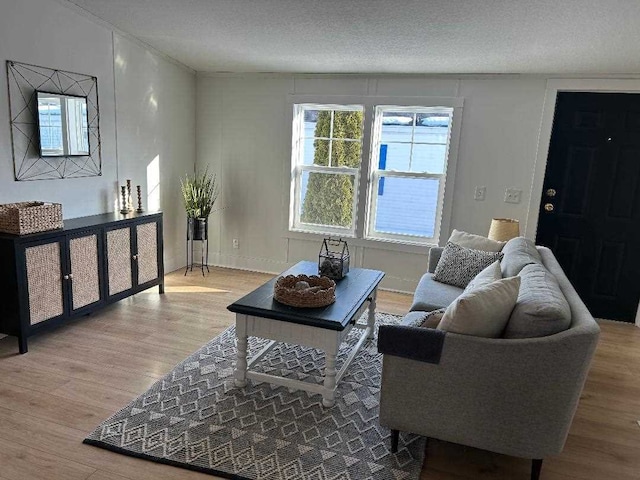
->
[378, 325, 445, 364]
[428, 247, 444, 273]
[379, 327, 599, 459]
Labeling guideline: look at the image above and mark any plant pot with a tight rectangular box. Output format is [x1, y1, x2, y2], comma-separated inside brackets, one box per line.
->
[187, 217, 208, 241]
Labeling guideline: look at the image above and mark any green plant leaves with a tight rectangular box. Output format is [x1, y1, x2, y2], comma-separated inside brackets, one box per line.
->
[180, 166, 220, 219]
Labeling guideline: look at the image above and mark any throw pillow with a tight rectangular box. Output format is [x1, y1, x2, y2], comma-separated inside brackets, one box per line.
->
[437, 276, 521, 338]
[500, 236, 542, 277]
[503, 264, 572, 338]
[433, 242, 504, 289]
[448, 229, 506, 252]
[401, 309, 446, 328]
[464, 260, 502, 293]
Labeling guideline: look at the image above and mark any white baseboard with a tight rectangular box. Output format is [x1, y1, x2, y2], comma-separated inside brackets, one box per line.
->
[206, 253, 417, 294]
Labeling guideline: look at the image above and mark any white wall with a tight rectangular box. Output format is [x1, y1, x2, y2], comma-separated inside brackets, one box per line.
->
[196, 74, 548, 291]
[113, 34, 196, 272]
[0, 0, 117, 218]
[0, 0, 196, 273]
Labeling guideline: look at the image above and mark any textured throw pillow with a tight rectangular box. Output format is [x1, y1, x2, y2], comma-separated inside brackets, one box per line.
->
[433, 242, 504, 289]
[500, 237, 542, 277]
[448, 229, 506, 252]
[402, 309, 446, 328]
[503, 264, 572, 338]
[464, 260, 502, 293]
[437, 276, 521, 338]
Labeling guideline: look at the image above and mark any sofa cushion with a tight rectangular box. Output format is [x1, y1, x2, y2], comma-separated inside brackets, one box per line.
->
[437, 276, 521, 338]
[501, 237, 542, 277]
[433, 242, 504, 289]
[410, 273, 464, 311]
[503, 263, 572, 338]
[401, 309, 445, 328]
[449, 229, 506, 252]
[465, 260, 502, 292]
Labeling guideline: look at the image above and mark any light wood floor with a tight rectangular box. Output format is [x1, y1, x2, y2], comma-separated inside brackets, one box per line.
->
[0, 267, 638, 480]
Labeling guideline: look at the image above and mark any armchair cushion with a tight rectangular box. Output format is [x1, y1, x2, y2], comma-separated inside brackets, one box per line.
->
[411, 273, 463, 311]
[501, 237, 542, 277]
[504, 263, 572, 338]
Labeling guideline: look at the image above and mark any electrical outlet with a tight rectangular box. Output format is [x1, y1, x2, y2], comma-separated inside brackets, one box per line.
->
[232, 238, 239, 249]
[504, 188, 522, 204]
[474, 186, 486, 201]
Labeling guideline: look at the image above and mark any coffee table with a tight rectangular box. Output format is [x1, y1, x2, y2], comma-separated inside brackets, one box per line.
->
[227, 261, 384, 407]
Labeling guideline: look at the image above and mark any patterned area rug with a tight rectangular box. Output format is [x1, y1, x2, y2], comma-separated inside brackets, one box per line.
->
[84, 313, 426, 479]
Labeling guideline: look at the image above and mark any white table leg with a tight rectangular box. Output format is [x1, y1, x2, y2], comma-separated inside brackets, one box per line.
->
[367, 287, 377, 340]
[322, 343, 339, 407]
[234, 315, 248, 388]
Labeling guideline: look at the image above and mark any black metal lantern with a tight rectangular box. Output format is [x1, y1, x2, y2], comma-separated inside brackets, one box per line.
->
[318, 237, 350, 280]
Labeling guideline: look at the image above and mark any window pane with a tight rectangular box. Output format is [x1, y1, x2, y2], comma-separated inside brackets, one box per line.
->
[413, 125, 450, 145]
[332, 139, 361, 167]
[411, 144, 448, 173]
[300, 171, 355, 228]
[378, 143, 410, 171]
[333, 110, 363, 139]
[373, 176, 440, 237]
[303, 109, 321, 137]
[416, 113, 450, 128]
[304, 138, 329, 166]
[381, 121, 413, 145]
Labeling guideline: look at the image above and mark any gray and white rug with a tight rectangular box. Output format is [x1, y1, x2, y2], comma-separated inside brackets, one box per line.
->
[84, 313, 426, 479]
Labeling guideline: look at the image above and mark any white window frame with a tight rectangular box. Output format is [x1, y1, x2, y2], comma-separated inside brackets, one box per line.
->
[289, 103, 364, 236]
[286, 95, 463, 249]
[366, 105, 454, 245]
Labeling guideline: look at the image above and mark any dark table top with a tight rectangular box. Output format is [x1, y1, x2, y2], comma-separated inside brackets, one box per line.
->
[227, 261, 385, 331]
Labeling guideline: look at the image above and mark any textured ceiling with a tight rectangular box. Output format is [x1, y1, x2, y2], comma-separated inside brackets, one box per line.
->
[66, 0, 640, 74]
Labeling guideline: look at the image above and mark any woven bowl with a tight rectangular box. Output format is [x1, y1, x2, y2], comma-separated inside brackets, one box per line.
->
[273, 274, 336, 308]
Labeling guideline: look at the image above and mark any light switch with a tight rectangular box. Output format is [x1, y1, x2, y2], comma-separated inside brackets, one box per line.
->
[504, 188, 522, 204]
[474, 186, 486, 201]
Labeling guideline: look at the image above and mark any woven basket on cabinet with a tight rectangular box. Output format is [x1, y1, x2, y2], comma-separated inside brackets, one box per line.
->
[0, 202, 63, 235]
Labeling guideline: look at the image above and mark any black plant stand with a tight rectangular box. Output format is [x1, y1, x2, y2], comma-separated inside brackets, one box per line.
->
[185, 218, 209, 276]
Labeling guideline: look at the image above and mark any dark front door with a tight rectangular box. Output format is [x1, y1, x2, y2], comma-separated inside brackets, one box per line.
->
[537, 92, 640, 322]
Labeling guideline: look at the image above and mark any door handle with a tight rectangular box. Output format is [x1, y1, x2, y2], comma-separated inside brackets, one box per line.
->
[544, 203, 555, 212]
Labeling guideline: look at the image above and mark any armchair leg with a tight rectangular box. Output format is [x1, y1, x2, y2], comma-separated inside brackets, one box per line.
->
[531, 459, 543, 480]
[390, 429, 399, 453]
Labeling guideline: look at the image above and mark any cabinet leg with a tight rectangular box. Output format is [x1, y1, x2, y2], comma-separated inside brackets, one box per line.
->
[159, 283, 165, 294]
[18, 335, 28, 354]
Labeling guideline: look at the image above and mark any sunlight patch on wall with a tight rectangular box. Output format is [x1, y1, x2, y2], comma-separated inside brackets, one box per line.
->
[147, 155, 160, 211]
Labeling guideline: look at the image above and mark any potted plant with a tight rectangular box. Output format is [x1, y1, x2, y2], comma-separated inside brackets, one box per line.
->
[180, 167, 219, 241]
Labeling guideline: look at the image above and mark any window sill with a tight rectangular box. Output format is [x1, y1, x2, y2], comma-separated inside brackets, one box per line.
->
[284, 229, 437, 255]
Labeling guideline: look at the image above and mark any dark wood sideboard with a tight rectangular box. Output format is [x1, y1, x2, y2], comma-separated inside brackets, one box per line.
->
[0, 211, 164, 354]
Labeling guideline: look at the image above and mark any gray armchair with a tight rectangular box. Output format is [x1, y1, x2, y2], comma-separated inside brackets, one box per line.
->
[377, 247, 600, 480]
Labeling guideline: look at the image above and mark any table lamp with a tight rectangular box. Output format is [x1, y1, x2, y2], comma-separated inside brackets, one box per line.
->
[488, 218, 520, 241]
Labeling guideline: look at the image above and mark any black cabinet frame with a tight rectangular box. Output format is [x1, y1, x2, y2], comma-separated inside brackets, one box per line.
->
[0, 211, 164, 354]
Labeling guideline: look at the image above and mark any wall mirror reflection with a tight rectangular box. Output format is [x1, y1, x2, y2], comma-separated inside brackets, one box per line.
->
[37, 91, 89, 156]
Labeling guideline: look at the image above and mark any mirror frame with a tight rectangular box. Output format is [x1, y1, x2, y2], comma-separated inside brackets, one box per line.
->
[6, 60, 102, 181]
[36, 90, 90, 157]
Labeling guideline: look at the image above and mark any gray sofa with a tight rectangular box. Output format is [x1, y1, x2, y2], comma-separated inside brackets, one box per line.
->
[377, 245, 600, 480]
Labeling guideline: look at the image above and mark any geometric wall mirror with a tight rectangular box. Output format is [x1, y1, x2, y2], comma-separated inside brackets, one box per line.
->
[6, 60, 102, 181]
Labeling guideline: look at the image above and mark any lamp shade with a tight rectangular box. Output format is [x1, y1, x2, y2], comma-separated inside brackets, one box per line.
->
[488, 218, 520, 241]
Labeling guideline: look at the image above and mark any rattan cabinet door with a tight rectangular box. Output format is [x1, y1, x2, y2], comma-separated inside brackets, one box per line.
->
[136, 221, 158, 285]
[106, 227, 133, 296]
[24, 241, 65, 325]
[68, 233, 101, 310]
